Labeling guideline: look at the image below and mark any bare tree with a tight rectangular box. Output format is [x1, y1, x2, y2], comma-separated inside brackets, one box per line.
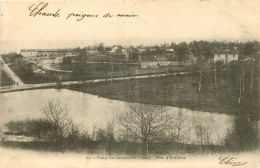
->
[214, 63, 217, 87]
[40, 98, 73, 141]
[250, 60, 256, 93]
[0, 130, 7, 143]
[95, 128, 107, 142]
[194, 120, 213, 145]
[116, 104, 172, 145]
[190, 55, 209, 93]
[91, 122, 115, 142]
[169, 110, 193, 143]
[92, 126, 98, 141]
[105, 121, 115, 142]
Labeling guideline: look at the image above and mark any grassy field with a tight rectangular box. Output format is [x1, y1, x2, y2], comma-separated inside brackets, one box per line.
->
[0, 69, 15, 86]
[68, 74, 242, 115]
[52, 62, 188, 81]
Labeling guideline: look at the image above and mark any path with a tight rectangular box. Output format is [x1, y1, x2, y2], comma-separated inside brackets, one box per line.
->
[41, 64, 72, 73]
[72, 61, 139, 65]
[0, 56, 25, 86]
[28, 60, 72, 73]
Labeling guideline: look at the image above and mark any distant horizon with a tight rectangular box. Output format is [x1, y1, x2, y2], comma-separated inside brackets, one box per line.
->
[2, 38, 259, 54]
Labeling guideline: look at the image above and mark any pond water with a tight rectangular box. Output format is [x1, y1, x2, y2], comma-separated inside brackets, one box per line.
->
[0, 89, 235, 144]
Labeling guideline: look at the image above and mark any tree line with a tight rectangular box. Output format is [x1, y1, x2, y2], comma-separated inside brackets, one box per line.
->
[74, 40, 259, 62]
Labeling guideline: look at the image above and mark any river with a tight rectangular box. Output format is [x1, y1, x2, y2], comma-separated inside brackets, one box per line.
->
[0, 88, 235, 144]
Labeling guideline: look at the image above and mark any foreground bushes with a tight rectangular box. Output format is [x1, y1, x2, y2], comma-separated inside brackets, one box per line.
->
[2, 118, 229, 154]
[5, 119, 53, 139]
[1, 140, 227, 155]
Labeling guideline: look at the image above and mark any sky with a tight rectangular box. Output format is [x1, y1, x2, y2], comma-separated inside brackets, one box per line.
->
[1, 0, 260, 53]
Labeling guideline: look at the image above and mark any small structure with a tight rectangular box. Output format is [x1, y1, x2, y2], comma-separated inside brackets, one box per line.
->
[212, 47, 239, 63]
[86, 49, 99, 56]
[139, 55, 176, 69]
[108, 45, 128, 56]
[33, 66, 45, 74]
[166, 47, 175, 53]
[27, 62, 45, 74]
[243, 54, 257, 62]
[138, 47, 146, 54]
[107, 45, 129, 62]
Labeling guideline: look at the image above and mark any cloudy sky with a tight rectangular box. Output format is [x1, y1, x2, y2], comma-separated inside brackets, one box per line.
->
[1, 0, 260, 53]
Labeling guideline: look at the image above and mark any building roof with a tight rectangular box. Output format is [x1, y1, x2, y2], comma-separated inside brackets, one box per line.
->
[20, 49, 75, 52]
[86, 50, 99, 54]
[140, 55, 175, 62]
[212, 48, 239, 55]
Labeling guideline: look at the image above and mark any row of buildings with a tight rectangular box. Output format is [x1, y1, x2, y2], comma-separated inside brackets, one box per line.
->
[20, 47, 240, 69]
[20, 49, 79, 58]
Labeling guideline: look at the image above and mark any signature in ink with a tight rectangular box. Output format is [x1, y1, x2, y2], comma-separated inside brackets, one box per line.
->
[219, 157, 247, 166]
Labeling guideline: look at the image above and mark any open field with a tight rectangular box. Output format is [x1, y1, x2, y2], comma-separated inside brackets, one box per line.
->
[68, 75, 243, 115]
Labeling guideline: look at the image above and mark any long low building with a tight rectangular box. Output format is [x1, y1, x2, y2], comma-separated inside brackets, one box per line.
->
[20, 49, 79, 58]
[139, 54, 192, 69]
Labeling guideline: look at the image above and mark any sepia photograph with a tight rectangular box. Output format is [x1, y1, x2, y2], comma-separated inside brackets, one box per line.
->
[0, 0, 259, 167]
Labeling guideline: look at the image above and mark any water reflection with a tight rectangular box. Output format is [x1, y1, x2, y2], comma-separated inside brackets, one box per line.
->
[0, 89, 234, 144]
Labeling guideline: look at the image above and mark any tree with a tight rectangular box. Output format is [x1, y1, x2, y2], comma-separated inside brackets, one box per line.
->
[0, 129, 7, 143]
[190, 55, 209, 93]
[97, 43, 105, 53]
[116, 104, 172, 146]
[129, 46, 139, 63]
[73, 48, 87, 83]
[51, 54, 56, 64]
[169, 110, 193, 143]
[224, 116, 259, 151]
[175, 42, 189, 61]
[194, 120, 213, 145]
[244, 41, 260, 56]
[40, 98, 76, 142]
[62, 56, 72, 64]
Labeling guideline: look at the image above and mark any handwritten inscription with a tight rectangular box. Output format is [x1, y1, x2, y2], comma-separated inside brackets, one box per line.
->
[29, 2, 60, 17]
[28, 2, 138, 21]
[66, 12, 98, 21]
[219, 157, 247, 166]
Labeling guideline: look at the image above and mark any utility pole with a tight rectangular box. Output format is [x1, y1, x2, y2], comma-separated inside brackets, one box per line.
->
[214, 64, 217, 87]
[130, 49, 133, 64]
[8, 74, 11, 88]
[242, 43, 245, 92]
[111, 63, 113, 84]
[146, 143, 149, 156]
[239, 77, 242, 104]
